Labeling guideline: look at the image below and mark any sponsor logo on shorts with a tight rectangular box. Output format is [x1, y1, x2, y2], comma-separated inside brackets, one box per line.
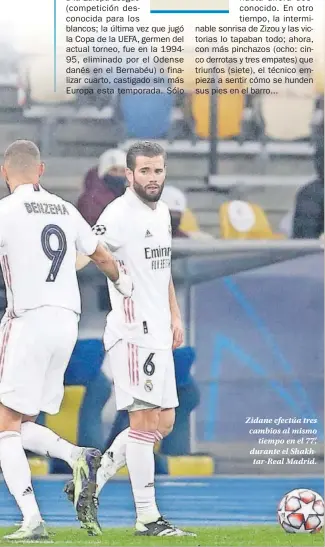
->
[144, 379, 153, 392]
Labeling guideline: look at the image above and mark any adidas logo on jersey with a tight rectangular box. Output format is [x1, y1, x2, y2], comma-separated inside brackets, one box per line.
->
[22, 486, 33, 496]
[145, 230, 152, 238]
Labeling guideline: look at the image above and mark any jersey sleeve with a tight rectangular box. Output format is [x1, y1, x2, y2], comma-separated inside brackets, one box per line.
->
[92, 204, 125, 251]
[74, 208, 99, 256]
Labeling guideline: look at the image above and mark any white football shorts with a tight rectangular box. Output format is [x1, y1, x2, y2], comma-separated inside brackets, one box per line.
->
[0, 306, 78, 416]
[107, 340, 179, 411]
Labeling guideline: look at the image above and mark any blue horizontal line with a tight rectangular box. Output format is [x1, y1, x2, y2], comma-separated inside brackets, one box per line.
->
[150, 9, 229, 13]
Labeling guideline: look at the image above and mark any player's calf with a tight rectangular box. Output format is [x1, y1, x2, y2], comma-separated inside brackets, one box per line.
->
[64, 414, 175, 510]
[0, 405, 45, 537]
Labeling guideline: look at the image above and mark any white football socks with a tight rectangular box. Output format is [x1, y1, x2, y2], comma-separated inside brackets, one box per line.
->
[126, 429, 160, 525]
[0, 431, 42, 522]
[96, 427, 129, 495]
[96, 427, 163, 497]
[21, 422, 82, 468]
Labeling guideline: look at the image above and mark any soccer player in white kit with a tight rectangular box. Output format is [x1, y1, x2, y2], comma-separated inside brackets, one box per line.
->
[68, 141, 196, 537]
[0, 140, 133, 540]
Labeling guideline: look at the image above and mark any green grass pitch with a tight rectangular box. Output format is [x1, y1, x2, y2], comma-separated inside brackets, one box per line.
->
[0, 526, 323, 546]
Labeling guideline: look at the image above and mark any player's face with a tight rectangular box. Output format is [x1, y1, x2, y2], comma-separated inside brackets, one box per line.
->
[127, 155, 166, 203]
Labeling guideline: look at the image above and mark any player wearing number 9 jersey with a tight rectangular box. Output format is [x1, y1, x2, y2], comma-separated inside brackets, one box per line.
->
[0, 140, 133, 541]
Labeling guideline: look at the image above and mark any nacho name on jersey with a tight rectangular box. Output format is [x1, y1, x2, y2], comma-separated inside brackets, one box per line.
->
[145, 245, 171, 270]
[24, 201, 69, 215]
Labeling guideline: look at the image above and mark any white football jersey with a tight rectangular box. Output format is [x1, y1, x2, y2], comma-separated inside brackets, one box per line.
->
[0, 184, 98, 316]
[94, 188, 173, 350]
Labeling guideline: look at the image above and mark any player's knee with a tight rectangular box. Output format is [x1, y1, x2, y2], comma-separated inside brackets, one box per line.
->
[129, 408, 160, 433]
[161, 416, 175, 437]
[159, 409, 175, 437]
[159, 422, 174, 437]
[0, 403, 22, 432]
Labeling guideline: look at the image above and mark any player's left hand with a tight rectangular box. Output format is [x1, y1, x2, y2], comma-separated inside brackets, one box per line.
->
[171, 316, 184, 349]
[114, 272, 134, 297]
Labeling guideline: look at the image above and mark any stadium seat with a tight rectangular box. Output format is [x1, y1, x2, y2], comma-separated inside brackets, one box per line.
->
[192, 92, 244, 139]
[168, 456, 214, 476]
[180, 208, 200, 232]
[120, 93, 173, 138]
[45, 385, 85, 445]
[219, 200, 285, 240]
[261, 93, 314, 141]
[28, 457, 49, 476]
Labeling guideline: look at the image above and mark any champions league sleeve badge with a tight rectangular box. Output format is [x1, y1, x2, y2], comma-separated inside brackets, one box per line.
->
[92, 224, 107, 235]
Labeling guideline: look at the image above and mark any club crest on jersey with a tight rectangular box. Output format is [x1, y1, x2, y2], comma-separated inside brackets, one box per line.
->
[144, 380, 153, 392]
[92, 224, 106, 235]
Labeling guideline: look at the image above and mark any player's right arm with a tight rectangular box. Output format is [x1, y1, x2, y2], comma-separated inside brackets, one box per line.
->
[76, 203, 126, 271]
[88, 243, 133, 297]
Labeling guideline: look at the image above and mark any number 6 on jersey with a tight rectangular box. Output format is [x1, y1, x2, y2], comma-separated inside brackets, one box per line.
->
[143, 353, 155, 376]
[41, 224, 67, 282]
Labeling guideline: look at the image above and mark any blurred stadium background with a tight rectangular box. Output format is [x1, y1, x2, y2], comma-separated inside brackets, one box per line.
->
[0, 6, 324, 530]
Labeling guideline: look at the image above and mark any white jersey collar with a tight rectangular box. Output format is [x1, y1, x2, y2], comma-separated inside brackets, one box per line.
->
[13, 183, 43, 195]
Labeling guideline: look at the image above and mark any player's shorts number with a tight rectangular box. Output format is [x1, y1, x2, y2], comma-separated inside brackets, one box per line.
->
[143, 353, 155, 376]
[41, 224, 67, 282]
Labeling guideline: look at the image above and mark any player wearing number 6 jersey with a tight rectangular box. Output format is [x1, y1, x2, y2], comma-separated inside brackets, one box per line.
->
[67, 141, 195, 537]
[0, 140, 133, 541]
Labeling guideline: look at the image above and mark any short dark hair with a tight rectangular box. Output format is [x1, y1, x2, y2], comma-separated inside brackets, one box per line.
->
[126, 141, 166, 171]
[4, 140, 41, 171]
